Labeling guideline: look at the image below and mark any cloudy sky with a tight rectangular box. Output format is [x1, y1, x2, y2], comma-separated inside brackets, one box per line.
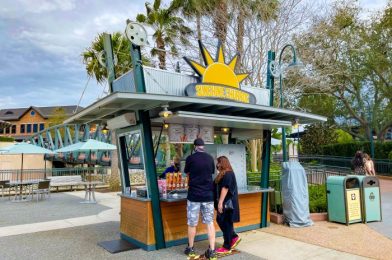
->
[0, 0, 388, 109]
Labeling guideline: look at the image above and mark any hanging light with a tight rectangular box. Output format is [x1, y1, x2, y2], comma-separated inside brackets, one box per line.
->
[221, 127, 229, 133]
[102, 124, 109, 134]
[159, 105, 173, 118]
[163, 123, 169, 129]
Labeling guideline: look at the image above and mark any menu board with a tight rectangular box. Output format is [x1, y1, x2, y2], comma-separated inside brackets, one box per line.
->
[185, 125, 199, 141]
[199, 126, 214, 143]
[168, 124, 214, 144]
[168, 124, 185, 143]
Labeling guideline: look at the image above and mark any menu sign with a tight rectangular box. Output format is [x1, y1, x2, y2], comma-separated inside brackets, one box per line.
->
[185, 125, 199, 141]
[168, 124, 184, 143]
[199, 126, 214, 143]
[168, 124, 214, 144]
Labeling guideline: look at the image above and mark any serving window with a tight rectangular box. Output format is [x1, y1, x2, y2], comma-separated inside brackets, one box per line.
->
[118, 129, 149, 198]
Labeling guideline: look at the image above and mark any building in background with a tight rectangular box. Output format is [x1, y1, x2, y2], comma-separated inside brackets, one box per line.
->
[0, 106, 81, 141]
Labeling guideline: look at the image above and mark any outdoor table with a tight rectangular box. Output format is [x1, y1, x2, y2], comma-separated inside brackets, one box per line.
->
[8, 180, 41, 202]
[79, 181, 104, 204]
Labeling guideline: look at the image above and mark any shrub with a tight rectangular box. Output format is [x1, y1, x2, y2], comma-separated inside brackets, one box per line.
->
[321, 141, 392, 159]
[308, 184, 327, 213]
[0, 136, 14, 142]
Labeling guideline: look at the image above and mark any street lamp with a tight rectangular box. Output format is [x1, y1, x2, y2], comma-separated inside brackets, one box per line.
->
[269, 44, 302, 162]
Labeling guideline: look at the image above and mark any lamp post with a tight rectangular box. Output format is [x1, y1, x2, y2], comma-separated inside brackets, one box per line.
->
[269, 44, 302, 162]
[368, 111, 375, 159]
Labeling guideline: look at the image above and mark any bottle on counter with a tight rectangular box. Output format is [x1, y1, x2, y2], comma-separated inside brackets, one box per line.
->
[177, 172, 182, 189]
[166, 173, 172, 191]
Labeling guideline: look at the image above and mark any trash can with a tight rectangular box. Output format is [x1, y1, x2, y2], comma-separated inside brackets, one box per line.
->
[357, 176, 382, 223]
[326, 176, 362, 225]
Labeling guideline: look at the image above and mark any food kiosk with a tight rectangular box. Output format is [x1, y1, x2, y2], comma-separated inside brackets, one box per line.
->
[65, 24, 326, 251]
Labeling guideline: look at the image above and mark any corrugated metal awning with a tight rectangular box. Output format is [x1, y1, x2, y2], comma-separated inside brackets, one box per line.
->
[64, 92, 327, 125]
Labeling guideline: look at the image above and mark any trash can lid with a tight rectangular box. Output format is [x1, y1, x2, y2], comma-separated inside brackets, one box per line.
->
[362, 176, 379, 188]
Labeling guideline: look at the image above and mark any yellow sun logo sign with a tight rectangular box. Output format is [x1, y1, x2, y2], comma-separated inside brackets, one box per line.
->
[184, 41, 256, 104]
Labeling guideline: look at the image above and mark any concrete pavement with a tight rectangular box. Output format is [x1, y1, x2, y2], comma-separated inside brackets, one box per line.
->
[0, 190, 375, 259]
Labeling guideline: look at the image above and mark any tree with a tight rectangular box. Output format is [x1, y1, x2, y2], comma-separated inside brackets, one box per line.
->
[82, 32, 133, 84]
[136, 0, 192, 69]
[292, 2, 392, 141]
[300, 123, 338, 155]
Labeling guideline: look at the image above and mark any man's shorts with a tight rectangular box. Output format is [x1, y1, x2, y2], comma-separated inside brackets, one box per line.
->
[187, 200, 214, 226]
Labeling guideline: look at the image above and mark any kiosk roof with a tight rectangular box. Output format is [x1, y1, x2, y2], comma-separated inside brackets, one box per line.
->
[64, 92, 327, 126]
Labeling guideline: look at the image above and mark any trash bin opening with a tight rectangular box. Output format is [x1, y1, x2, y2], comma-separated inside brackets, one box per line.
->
[345, 178, 360, 189]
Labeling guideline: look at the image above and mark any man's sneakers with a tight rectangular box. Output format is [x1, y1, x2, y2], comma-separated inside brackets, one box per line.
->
[215, 247, 232, 255]
[204, 248, 217, 260]
[184, 246, 196, 257]
[230, 236, 242, 249]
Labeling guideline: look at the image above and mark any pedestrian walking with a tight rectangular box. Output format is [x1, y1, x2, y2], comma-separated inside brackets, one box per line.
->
[214, 156, 241, 255]
[363, 153, 376, 176]
[352, 151, 366, 175]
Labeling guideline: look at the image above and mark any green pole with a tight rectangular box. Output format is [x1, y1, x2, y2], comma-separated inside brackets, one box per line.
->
[260, 50, 275, 228]
[130, 43, 165, 249]
[103, 33, 116, 93]
[368, 111, 375, 159]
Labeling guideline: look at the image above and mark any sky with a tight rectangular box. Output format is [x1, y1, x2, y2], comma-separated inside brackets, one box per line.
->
[0, 0, 389, 110]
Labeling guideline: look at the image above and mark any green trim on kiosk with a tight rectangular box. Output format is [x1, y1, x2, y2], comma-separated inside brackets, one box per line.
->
[139, 110, 166, 249]
[261, 129, 272, 228]
[121, 223, 262, 251]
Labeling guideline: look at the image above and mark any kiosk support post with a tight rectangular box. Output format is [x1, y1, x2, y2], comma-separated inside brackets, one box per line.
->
[103, 33, 116, 93]
[260, 50, 275, 228]
[139, 110, 166, 249]
[130, 45, 166, 249]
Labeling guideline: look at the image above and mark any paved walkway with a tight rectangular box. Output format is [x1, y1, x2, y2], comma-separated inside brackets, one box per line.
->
[0, 190, 373, 259]
[367, 178, 392, 239]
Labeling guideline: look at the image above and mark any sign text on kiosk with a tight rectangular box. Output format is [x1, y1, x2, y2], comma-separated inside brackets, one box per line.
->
[184, 41, 256, 104]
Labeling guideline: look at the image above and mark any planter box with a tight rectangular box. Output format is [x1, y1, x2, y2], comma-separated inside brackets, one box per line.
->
[269, 212, 328, 224]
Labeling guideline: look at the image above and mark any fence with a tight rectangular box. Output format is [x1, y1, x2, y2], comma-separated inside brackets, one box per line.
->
[0, 167, 110, 182]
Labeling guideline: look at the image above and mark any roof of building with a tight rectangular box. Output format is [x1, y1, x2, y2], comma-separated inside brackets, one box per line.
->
[0, 106, 83, 121]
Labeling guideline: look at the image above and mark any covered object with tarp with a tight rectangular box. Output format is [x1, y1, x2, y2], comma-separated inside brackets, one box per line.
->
[282, 161, 313, 227]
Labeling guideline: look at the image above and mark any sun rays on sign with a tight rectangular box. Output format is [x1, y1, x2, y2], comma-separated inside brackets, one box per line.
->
[184, 41, 256, 104]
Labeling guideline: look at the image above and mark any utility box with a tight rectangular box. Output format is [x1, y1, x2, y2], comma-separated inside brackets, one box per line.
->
[326, 176, 362, 225]
[357, 176, 382, 223]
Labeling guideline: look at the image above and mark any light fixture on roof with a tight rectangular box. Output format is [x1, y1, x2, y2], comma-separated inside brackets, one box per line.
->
[102, 124, 109, 134]
[221, 127, 230, 133]
[163, 123, 169, 129]
[159, 105, 173, 119]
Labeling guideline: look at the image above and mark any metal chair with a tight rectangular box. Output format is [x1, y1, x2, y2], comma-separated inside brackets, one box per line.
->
[31, 180, 51, 201]
[0, 180, 11, 199]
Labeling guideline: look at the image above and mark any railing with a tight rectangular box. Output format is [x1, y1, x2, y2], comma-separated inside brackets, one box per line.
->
[273, 154, 392, 175]
[0, 167, 109, 182]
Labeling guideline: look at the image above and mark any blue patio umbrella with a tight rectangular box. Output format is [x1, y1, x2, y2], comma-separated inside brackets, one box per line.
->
[55, 139, 116, 180]
[0, 142, 56, 197]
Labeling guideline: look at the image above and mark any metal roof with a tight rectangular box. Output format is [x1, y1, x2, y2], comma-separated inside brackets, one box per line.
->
[64, 92, 327, 126]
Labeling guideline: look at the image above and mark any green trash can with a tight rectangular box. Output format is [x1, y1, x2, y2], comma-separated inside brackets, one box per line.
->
[326, 176, 362, 225]
[357, 176, 382, 223]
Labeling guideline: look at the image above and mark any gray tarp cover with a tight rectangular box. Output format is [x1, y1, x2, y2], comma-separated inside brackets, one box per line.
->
[282, 161, 313, 227]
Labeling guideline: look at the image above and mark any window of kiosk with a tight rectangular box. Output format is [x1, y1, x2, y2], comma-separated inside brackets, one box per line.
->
[119, 130, 149, 199]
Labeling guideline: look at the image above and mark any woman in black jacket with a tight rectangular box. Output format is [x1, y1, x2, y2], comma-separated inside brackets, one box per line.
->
[214, 156, 241, 255]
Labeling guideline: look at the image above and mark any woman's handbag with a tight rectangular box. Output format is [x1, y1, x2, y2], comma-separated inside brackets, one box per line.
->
[224, 198, 234, 210]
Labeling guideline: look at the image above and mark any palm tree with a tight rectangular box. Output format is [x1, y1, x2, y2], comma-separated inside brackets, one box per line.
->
[136, 0, 192, 69]
[82, 32, 133, 84]
[234, 0, 279, 70]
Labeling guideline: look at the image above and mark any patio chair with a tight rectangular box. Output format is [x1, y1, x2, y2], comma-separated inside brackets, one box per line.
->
[31, 180, 51, 202]
[0, 180, 10, 199]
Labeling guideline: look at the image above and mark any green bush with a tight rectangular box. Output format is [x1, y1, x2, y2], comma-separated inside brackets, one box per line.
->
[321, 141, 392, 159]
[0, 136, 14, 142]
[389, 151, 392, 160]
[308, 184, 327, 213]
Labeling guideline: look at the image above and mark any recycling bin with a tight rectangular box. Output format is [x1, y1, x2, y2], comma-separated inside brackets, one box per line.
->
[326, 176, 362, 225]
[357, 176, 382, 223]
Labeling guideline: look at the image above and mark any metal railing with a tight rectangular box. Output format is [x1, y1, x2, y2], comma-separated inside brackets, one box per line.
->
[0, 167, 109, 182]
[273, 154, 392, 175]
